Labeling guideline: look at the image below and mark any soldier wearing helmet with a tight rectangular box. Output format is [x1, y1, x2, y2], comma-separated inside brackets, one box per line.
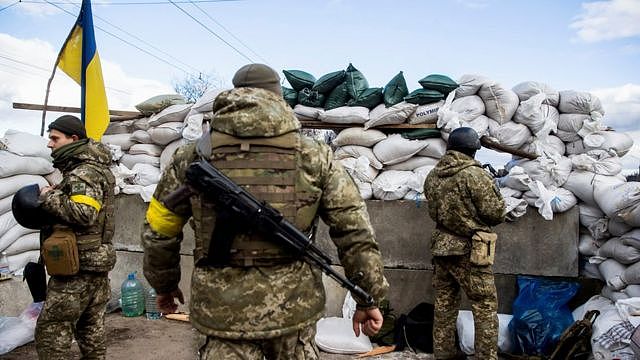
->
[142, 64, 388, 359]
[424, 127, 505, 360]
[32, 115, 116, 360]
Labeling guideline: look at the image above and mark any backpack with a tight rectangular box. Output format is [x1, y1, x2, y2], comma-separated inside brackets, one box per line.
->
[393, 302, 434, 353]
[548, 310, 599, 360]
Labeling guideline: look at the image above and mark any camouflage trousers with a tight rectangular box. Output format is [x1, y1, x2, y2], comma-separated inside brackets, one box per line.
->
[433, 255, 498, 360]
[35, 272, 110, 360]
[198, 324, 319, 360]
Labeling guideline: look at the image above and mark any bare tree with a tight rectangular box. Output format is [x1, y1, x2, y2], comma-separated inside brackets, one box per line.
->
[173, 73, 219, 103]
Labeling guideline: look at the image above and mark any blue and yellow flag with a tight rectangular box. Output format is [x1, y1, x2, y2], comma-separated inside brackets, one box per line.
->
[56, 0, 109, 140]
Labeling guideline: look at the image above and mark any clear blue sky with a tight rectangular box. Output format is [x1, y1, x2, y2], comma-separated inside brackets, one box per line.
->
[0, 0, 639, 167]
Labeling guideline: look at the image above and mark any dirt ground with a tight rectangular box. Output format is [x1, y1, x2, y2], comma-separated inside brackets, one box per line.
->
[0, 313, 435, 360]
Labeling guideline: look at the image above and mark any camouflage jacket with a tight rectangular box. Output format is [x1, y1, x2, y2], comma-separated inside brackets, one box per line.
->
[424, 150, 505, 256]
[142, 87, 388, 339]
[40, 139, 116, 272]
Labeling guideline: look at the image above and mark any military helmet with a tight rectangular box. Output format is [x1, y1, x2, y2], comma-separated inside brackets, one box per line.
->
[447, 127, 481, 153]
[12, 184, 51, 230]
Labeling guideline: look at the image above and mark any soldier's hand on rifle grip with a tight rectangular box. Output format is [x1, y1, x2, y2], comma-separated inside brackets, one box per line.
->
[157, 288, 185, 314]
[352, 307, 383, 338]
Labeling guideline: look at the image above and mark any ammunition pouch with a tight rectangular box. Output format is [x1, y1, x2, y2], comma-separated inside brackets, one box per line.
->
[470, 231, 497, 266]
[42, 227, 79, 276]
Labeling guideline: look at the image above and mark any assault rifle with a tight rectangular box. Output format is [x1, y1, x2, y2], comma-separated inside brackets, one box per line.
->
[180, 159, 374, 306]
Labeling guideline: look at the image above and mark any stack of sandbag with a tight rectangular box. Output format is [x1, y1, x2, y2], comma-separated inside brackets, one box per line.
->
[0, 130, 53, 272]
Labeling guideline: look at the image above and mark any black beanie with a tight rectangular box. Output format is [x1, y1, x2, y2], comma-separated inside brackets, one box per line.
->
[232, 64, 282, 96]
[48, 115, 87, 139]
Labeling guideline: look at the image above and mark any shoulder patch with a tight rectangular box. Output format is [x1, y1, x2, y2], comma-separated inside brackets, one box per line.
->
[70, 182, 87, 195]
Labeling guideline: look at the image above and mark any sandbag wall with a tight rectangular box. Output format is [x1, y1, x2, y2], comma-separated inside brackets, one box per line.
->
[0, 131, 55, 273]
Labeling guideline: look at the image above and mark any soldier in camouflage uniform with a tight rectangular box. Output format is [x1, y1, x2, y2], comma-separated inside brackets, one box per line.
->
[142, 64, 389, 359]
[424, 127, 505, 360]
[34, 115, 116, 360]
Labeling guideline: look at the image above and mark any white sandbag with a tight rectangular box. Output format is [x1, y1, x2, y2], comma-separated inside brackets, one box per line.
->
[450, 96, 485, 123]
[558, 113, 590, 134]
[105, 120, 134, 135]
[609, 218, 633, 237]
[7, 250, 40, 272]
[578, 233, 604, 256]
[0, 195, 13, 216]
[403, 190, 426, 201]
[466, 115, 490, 137]
[624, 285, 640, 298]
[110, 163, 135, 190]
[563, 171, 625, 205]
[595, 182, 640, 227]
[1, 129, 51, 160]
[128, 143, 163, 157]
[599, 258, 627, 284]
[45, 169, 63, 186]
[333, 128, 386, 147]
[148, 122, 183, 146]
[506, 155, 572, 188]
[120, 154, 160, 169]
[340, 157, 379, 183]
[598, 237, 640, 264]
[140, 184, 156, 203]
[334, 146, 383, 170]
[579, 204, 609, 240]
[512, 81, 559, 107]
[504, 197, 528, 221]
[570, 150, 622, 176]
[130, 130, 152, 144]
[319, 106, 369, 124]
[132, 117, 150, 131]
[456, 310, 514, 355]
[455, 74, 491, 98]
[0, 151, 53, 177]
[564, 139, 587, 155]
[148, 103, 191, 127]
[525, 181, 577, 220]
[3, 232, 39, 256]
[353, 178, 373, 200]
[609, 261, 640, 291]
[601, 285, 630, 301]
[372, 170, 416, 200]
[0, 224, 37, 253]
[583, 131, 634, 157]
[555, 129, 581, 143]
[132, 163, 162, 186]
[181, 112, 204, 142]
[0, 212, 17, 237]
[478, 82, 519, 124]
[512, 94, 559, 137]
[487, 121, 532, 149]
[407, 101, 444, 125]
[572, 295, 612, 322]
[519, 136, 565, 158]
[385, 156, 439, 171]
[372, 134, 429, 166]
[548, 187, 578, 213]
[293, 104, 324, 120]
[619, 229, 640, 249]
[365, 102, 417, 129]
[0, 175, 48, 199]
[558, 90, 604, 116]
[105, 144, 123, 162]
[315, 317, 372, 354]
[101, 133, 135, 151]
[580, 261, 604, 280]
[191, 88, 223, 113]
[417, 138, 447, 158]
[497, 166, 532, 191]
[500, 187, 522, 199]
[160, 139, 187, 172]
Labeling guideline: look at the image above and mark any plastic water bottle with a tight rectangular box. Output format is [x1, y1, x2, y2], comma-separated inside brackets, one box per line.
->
[0, 252, 10, 274]
[145, 287, 161, 320]
[120, 272, 145, 317]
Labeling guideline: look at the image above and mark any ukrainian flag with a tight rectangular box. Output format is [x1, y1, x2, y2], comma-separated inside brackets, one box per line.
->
[56, 0, 109, 140]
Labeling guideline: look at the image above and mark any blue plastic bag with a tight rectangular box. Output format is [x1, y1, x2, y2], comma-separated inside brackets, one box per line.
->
[508, 276, 579, 356]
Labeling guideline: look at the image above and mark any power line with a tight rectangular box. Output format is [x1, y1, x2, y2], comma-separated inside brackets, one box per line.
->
[187, 0, 268, 64]
[0, 53, 51, 72]
[0, 1, 19, 12]
[44, 0, 192, 74]
[61, 0, 204, 74]
[169, 0, 254, 63]
[23, 0, 240, 5]
[0, 62, 47, 78]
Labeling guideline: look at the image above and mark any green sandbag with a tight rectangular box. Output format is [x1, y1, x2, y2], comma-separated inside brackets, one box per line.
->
[283, 70, 316, 92]
[404, 89, 444, 105]
[383, 71, 409, 107]
[135, 94, 187, 115]
[400, 128, 442, 140]
[282, 87, 297, 108]
[324, 82, 349, 110]
[312, 70, 346, 94]
[345, 63, 369, 100]
[418, 74, 459, 95]
[298, 88, 326, 108]
[348, 87, 383, 109]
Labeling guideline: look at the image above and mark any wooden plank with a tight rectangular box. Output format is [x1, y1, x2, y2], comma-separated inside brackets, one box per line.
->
[13, 102, 143, 118]
[299, 120, 436, 130]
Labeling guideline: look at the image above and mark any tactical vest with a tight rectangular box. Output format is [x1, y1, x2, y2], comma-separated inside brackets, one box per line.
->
[192, 131, 317, 267]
